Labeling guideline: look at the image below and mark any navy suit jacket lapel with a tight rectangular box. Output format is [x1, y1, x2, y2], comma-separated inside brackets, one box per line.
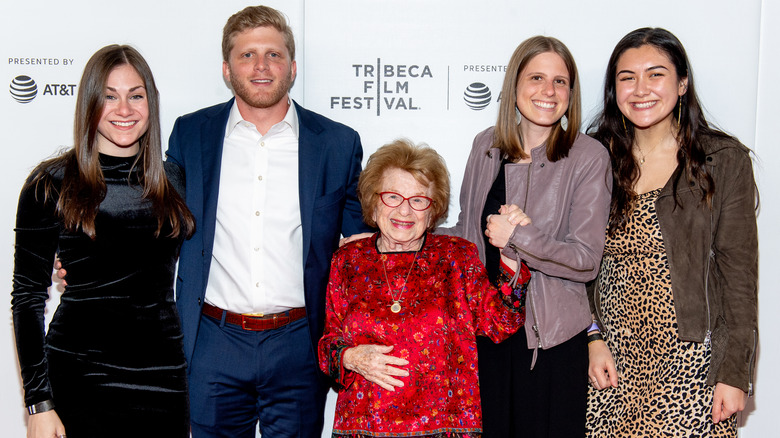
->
[200, 99, 232, 261]
[295, 101, 325, 270]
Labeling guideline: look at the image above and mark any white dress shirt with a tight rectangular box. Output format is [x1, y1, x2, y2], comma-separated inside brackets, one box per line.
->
[204, 101, 305, 314]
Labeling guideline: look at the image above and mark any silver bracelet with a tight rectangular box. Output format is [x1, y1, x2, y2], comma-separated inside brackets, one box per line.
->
[27, 400, 55, 415]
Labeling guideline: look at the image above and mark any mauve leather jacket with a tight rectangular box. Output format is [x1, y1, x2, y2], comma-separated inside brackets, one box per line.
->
[439, 127, 612, 362]
[590, 133, 758, 394]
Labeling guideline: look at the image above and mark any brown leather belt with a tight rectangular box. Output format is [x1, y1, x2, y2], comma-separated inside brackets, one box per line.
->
[202, 302, 306, 331]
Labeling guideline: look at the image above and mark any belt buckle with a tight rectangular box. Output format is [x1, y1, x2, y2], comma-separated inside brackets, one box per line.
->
[242, 315, 262, 331]
[241, 312, 264, 331]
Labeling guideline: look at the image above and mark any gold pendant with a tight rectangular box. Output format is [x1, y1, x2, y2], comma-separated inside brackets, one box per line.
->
[390, 301, 402, 313]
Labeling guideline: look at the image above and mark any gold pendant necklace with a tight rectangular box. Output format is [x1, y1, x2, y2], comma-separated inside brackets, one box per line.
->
[379, 240, 420, 314]
[635, 140, 662, 166]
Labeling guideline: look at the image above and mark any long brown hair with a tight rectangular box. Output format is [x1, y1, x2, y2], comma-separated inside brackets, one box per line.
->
[589, 28, 724, 236]
[493, 36, 581, 162]
[31, 44, 194, 239]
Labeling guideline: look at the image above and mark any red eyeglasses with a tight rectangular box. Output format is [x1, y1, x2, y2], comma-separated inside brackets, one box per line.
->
[377, 192, 434, 211]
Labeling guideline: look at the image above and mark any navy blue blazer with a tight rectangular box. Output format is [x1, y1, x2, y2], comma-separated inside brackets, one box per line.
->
[166, 98, 369, 364]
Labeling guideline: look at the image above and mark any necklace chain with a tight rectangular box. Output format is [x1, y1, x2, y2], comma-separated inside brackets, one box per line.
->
[635, 140, 663, 166]
[379, 238, 420, 314]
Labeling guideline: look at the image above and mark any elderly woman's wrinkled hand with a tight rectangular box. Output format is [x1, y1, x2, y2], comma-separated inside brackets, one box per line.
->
[343, 344, 410, 391]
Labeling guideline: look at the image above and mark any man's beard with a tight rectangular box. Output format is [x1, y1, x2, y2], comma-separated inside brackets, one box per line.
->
[229, 69, 293, 109]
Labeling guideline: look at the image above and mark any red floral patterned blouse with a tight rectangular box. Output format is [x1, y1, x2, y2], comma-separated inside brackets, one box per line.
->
[319, 233, 525, 438]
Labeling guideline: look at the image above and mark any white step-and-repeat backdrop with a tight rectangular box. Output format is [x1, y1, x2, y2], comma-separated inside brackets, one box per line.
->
[2, 1, 777, 436]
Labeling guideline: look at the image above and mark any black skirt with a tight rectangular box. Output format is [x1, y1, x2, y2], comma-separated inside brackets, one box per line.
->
[477, 329, 588, 438]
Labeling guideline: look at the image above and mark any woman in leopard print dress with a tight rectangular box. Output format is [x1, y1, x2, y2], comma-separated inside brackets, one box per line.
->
[585, 28, 757, 437]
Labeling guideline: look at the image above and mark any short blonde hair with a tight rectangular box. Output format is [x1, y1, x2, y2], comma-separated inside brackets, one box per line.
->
[222, 5, 295, 62]
[358, 139, 450, 230]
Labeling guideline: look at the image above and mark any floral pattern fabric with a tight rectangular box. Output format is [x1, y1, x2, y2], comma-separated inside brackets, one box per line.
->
[319, 233, 525, 438]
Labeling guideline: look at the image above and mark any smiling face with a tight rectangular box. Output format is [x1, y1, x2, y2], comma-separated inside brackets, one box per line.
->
[372, 168, 433, 252]
[515, 51, 571, 135]
[223, 25, 297, 111]
[96, 64, 149, 157]
[615, 44, 688, 131]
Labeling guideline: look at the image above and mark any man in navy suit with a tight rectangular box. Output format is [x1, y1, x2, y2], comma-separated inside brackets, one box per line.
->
[165, 6, 369, 437]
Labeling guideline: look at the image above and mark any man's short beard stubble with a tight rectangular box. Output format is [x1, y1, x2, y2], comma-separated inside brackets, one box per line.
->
[229, 69, 293, 109]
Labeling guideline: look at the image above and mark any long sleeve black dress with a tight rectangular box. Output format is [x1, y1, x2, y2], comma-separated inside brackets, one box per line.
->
[12, 154, 189, 437]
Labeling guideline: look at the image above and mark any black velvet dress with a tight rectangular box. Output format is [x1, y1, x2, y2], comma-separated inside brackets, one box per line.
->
[11, 154, 189, 437]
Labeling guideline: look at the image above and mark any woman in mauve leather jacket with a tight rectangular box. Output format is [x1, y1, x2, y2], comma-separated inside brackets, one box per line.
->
[586, 28, 757, 438]
[438, 36, 611, 438]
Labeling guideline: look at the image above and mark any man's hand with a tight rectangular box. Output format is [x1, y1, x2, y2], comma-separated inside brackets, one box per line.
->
[339, 233, 373, 247]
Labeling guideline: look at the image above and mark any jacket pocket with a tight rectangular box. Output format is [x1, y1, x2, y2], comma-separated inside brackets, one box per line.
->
[314, 187, 346, 210]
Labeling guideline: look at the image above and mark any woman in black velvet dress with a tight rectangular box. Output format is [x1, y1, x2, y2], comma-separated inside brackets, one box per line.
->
[11, 45, 195, 438]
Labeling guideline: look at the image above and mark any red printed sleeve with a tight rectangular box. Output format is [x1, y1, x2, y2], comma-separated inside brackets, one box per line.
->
[460, 243, 526, 344]
[317, 251, 358, 390]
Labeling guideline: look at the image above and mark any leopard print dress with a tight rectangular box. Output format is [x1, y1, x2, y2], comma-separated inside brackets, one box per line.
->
[586, 188, 736, 437]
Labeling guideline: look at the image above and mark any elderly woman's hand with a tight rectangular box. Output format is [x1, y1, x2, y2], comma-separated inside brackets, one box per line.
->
[343, 344, 410, 391]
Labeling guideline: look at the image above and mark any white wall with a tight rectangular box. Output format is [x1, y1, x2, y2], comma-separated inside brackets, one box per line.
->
[746, 0, 780, 435]
[0, 1, 775, 436]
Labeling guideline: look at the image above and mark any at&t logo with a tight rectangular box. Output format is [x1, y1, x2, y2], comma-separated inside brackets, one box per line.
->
[10, 75, 37, 104]
[463, 82, 492, 110]
[9, 75, 77, 104]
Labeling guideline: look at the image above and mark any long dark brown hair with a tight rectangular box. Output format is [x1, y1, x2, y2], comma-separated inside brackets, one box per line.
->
[589, 27, 726, 236]
[31, 44, 194, 239]
[493, 36, 581, 162]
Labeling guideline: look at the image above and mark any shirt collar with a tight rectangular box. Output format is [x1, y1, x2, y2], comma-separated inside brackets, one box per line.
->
[225, 97, 299, 139]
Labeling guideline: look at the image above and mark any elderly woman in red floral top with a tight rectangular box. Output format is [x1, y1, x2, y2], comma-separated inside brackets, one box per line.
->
[319, 139, 530, 438]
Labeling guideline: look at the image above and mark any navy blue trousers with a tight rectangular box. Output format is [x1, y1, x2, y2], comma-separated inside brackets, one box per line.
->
[189, 313, 328, 438]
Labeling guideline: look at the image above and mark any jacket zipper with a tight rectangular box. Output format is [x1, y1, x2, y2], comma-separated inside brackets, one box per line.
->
[703, 213, 713, 346]
[508, 242, 542, 352]
[658, 188, 714, 346]
[521, 160, 531, 212]
[528, 290, 542, 370]
[513, 155, 591, 273]
[748, 329, 757, 396]
[520, 162, 543, 356]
